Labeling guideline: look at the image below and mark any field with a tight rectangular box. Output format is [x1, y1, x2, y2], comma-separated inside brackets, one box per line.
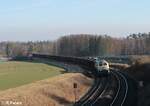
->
[0, 73, 92, 106]
[0, 61, 64, 90]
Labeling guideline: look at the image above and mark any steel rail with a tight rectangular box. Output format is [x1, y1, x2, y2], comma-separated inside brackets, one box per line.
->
[82, 77, 108, 106]
[110, 71, 121, 106]
[74, 78, 101, 106]
[117, 71, 128, 106]
[110, 71, 128, 106]
[91, 78, 110, 106]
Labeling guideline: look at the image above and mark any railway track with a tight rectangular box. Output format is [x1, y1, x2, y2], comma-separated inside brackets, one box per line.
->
[89, 77, 110, 106]
[110, 71, 128, 106]
[32, 54, 137, 106]
[74, 70, 136, 106]
[75, 77, 109, 106]
[74, 78, 99, 106]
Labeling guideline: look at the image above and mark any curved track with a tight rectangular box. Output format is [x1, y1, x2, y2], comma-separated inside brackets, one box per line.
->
[74, 77, 109, 106]
[110, 71, 128, 106]
[74, 78, 100, 106]
[32, 54, 137, 106]
[74, 70, 136, 106]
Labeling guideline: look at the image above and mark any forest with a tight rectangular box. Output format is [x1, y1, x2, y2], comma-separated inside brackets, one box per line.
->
[0, 32, 150, 57]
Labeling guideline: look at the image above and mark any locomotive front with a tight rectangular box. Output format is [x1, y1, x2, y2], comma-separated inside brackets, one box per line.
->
[94, 58, 110, 76]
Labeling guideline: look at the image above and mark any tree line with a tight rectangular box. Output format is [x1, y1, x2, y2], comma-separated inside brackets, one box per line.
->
[0, 33, 150, 57]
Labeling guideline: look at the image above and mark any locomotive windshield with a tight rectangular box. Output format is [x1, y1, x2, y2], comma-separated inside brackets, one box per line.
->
[103, 63, 107, 65]
[99, 63, 103, 66]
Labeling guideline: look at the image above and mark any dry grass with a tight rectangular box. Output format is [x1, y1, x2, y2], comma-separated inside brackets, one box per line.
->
[117, 56, 150, 106]
[130, 55, 150, 65]
[110, 63, 130, 70]
[125, 63, 150, 83]
[0, 73, 93, 106]
[123, 56, 150, 82]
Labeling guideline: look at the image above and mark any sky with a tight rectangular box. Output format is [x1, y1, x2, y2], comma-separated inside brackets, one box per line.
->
[0, 0, 150, 41]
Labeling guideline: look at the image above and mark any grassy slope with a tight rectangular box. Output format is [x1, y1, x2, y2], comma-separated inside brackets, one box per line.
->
[0, 61, 64, 90]
[0, 73, 92, 106]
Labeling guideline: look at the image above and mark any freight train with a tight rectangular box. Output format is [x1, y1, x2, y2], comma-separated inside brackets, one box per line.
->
[32, 54, 110, 76]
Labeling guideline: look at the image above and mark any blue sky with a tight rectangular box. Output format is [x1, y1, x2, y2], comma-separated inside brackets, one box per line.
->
[0, 0, 150, 41]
